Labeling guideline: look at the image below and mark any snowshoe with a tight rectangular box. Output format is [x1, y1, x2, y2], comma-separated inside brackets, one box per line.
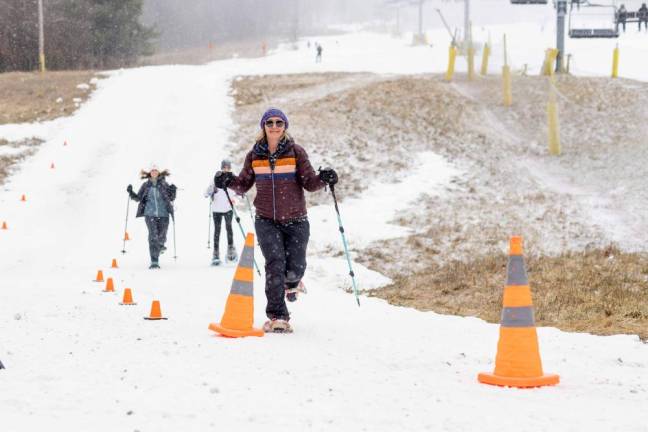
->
[226, 245, 238, 262]
[160, 246, 167, 255]
[285, 281, 307, 303]
[263, 319, 293, 333]
[149, 261, 160, 269]
[211, 256, 221, 266]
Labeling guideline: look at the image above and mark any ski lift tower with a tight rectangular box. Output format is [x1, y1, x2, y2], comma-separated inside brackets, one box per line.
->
[556, 0, 567, 72]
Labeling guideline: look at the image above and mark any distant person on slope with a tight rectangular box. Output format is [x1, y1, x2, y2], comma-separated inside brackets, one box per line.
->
[127, 165, 177, 269]
[316, 43, 323, 63]
[205, 159, 237, 266]
[639, 3, 648, 31]
[213, 108, 338, 333]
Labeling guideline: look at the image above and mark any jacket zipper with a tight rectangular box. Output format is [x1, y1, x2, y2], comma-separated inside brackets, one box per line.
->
[270, 157, 276, 221]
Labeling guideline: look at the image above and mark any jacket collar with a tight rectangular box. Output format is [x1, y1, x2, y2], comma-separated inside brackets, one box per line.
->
[253, 136, 293, 159]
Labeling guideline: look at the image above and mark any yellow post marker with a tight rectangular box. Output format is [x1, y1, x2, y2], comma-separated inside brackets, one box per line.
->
[445, 45, 457, 82]
[503, 66, 513, 107]
[612, 45, 619, 78]
[547, 82, 561, 156]
[543, 49, 558, 76]
[480, 42, 490, 76]
[502, 35, 512, 107]
[467, 44, 475, 81]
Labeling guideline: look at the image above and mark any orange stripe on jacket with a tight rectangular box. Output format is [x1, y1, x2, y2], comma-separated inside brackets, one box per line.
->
[252, 158, 296, 168]
[253, 165, 296, 175]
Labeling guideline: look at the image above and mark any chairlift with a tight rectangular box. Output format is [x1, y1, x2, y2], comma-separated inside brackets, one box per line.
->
[568, 3, 619, 37]
[510, 0, 548, 4]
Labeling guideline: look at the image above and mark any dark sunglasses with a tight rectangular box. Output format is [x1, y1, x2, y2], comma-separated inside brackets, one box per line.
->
[265, 119, 285, 128]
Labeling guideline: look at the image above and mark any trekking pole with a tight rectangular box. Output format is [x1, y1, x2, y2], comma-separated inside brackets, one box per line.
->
[244, 194, 256, 226]
[172, 213, 177, 260]
[328, 184, 360, 307]
[207, 201, 212, 249]
[223, 188, 262, 276]
[121, 194, 130, 254]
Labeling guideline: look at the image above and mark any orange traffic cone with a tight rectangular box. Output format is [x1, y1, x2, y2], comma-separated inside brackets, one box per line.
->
[94, 270, 104, 282]
[144, 300, 167, 320]
[209, 233, 263, 338]
[1, 221, 7, 230]
[478, 236, 559, 388]
[119, 288, 136, 305]
[103, 277, 115, 292]
[20, 194, 26, 202]
[111, 258, 118, 268]
[124, 232, 130, 241]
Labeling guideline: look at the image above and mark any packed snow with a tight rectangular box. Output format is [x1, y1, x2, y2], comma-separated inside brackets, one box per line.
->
[1, 2, 647, 430]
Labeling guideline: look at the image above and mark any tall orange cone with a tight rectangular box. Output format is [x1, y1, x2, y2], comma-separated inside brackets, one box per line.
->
[1, 221, 7, 230]
[20, 194, 26, 202]
[124, 232, 130, 241]
[209, 233, 263, 338]
[103, 277, 115, 292]
[120, 288, 136, 305]
[144, 300, 167, 320]
[478, 236, 559, 388]
[111, 258, 119, 268]
[94, 270, 104, 282]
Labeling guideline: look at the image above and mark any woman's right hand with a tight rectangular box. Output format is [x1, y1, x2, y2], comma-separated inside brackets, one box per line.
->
[214, 171, 234, 189]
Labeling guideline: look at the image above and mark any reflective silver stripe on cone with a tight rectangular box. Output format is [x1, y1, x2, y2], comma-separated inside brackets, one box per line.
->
[239, 246, 254, 268]
[230, 279, 254, 296]
[506, 255, 529, 286]
[501, 306, 535, 327]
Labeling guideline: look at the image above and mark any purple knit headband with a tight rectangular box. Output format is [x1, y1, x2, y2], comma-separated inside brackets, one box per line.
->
[260, 108, 289, 130]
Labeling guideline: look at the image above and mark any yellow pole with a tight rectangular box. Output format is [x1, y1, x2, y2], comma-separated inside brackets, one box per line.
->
[547, 81, 561, 156]
[446, 45, 457, 82]
[480, 42, 490, 76]
[503, 65, 513, 107]
[612, 45, 619, 78]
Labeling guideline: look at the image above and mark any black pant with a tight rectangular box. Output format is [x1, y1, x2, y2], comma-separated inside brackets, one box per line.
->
[213, 211, 234, 254]
[145, 216, 169, 262]
[255, 217, 310, 321]
[641, 19, 648, 30]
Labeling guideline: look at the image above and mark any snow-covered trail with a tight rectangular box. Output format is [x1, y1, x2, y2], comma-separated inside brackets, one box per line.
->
[0, 32, 647, 431]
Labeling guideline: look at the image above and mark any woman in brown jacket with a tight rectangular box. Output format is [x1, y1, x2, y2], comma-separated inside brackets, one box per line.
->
[214, 108, 337, 333]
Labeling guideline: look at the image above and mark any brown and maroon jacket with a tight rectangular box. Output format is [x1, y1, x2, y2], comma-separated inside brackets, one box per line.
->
[229, 137, 325, 222]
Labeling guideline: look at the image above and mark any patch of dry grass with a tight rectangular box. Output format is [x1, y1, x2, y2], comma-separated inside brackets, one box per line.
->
[0, 138, 42, 184]
[0, 70, 99, 124]
[370, 245, 648, 340]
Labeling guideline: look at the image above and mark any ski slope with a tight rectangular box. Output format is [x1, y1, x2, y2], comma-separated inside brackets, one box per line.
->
[1, 9, 648, 432]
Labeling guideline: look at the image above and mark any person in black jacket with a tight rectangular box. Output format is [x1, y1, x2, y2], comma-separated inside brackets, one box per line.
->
[127, 164, 177, 269]
[618, 4, 628, 32]
[639, 3, 648, 31]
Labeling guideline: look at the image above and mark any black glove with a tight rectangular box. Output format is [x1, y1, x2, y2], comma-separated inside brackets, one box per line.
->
[214, 171, 234, 189]
[318, 167, 338, 186]
[168, 184, 177, 193]
[126, 184, 133, 194]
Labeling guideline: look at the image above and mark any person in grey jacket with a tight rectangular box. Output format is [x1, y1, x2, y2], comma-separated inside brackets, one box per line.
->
[127, 164, 177, 269]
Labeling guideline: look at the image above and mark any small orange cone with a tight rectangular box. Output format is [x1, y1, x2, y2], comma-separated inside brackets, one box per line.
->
[124, 232, 130, 241]
[1, 221, 7, 230]
[103, 277, 115, 292]
[50, 162, 55, 169]
[119, 288, 136, 305]
[478, 236, 559, 388]
[144, 300, 167, 320]
[94, 270, 104, 282]
[20, 194, 26, 202]
[209, 233, 264, 338]
[111, 258, 118, 268]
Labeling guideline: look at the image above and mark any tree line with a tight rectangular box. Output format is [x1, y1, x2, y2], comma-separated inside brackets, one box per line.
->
[0, 0, 154, 72]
